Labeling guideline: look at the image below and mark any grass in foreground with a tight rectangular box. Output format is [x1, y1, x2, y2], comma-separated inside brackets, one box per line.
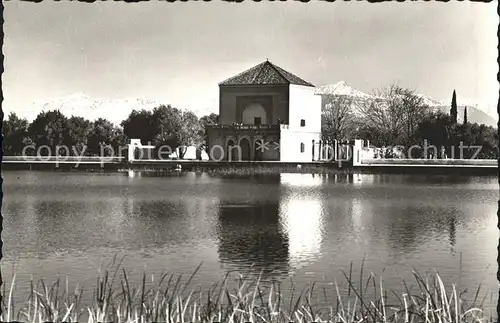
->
[0, 260, 492, 323]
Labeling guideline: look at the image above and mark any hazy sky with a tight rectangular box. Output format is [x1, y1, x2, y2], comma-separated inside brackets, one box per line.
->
[3, 1, 498, 118]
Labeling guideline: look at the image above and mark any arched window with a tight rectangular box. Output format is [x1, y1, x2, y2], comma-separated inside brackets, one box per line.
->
[242, 103, 267, 125]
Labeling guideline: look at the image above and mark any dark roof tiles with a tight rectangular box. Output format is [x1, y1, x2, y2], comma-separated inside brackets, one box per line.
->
[219, 60, 315, 87]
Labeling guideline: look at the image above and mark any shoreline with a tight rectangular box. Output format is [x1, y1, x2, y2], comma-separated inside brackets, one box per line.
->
[1, 156, 497, 175]
[1, 162, 497, 176]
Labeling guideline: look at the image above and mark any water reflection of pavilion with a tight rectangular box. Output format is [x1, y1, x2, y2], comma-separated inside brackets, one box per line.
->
[214, 173, 329, 276]
[216, 202, 290, 276]
[278, 174, 325, 269]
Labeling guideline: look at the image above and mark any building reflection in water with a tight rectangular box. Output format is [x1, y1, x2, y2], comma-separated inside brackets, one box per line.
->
[449, 216, 457, 251]
[319, 172, 377, 185]
[278, 173, 325, 269]
[214, 173, 329, 276]
[350, 197, 366, 236]
[348, 174, 376, 236]
[216, 202, 290, 277]
[449, 214, 456, 252]
[352, 173, 377, 186]
[128, 170, 142, 179]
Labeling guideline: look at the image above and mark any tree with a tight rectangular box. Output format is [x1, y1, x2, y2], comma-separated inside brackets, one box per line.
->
[415, 111, 454, 158]
[199, 113, 219, 126]
[415, 111, 498, 159]
[121, 109, 156, 143]
[151, 105, 183, 141]
[28, 110, 68, 156]
[147, 105, 203, 159]
[463, 107, 468, 125]
[176, 110, 203, 158]
[450, 90, 458, 124]
[399, 88, 431, 143]
[153, 132, 180, 159]
[2, 113, 29, 155]
[466, 123, 498, 159]
[321, 95, 356, 144]
[88, 118, 126, 156]
[151, 105, 181, 157]
[63, 116, 92, 154]
[150, 104, 183, 157]
[358, 85, 430, 147]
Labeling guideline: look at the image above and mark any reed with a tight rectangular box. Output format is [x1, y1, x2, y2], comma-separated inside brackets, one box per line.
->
[0, 259, 492, 323]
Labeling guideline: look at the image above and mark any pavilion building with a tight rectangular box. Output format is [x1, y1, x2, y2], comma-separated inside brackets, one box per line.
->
[207, 60, 323, 162]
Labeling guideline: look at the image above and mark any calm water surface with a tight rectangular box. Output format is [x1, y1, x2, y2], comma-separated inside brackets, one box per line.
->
[2, 171, 498, 316]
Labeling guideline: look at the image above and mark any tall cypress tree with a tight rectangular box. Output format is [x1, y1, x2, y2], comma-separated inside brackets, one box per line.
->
[463, 106, 468, 124]
[450, 90, 458, 123]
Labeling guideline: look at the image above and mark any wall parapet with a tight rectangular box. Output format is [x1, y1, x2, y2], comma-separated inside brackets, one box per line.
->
[208, 124, 281, 131]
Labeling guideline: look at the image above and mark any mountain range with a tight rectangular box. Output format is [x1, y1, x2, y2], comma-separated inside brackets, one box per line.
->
[7, 82, 497, 127]
[316, 81, 497, 127]
[9, 93, 162, 126]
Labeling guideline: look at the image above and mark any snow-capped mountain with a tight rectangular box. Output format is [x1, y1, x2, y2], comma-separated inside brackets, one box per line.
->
[413, 94, 497, 126]
[432, 104, 497, 127]
[316, 82, 497, 127]
[11, 93, 162, 126]
[315, 81, 375, 99]
[8, 88, 497, 128]
[413, 93, 445, 107]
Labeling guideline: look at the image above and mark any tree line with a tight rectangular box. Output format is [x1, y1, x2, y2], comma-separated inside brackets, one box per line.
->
[3, 105, 219, 159]
[3, 86, 498, 160]
[321, 85, 498, 159]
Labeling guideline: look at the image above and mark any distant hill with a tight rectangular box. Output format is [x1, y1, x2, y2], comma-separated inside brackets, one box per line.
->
[410, 93, 497, 127]
[7, 88, 497, 128]
[431, 105, 496, 127]
[8, 93, 213, 126]
[316, 82, 497, 127]
[13, 93, 162, 126]
[315, 81, 382, 119]
[316, 81, 376, 100]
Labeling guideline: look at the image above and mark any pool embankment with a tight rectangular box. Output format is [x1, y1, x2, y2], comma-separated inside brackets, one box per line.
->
[1, 156, 497, 175]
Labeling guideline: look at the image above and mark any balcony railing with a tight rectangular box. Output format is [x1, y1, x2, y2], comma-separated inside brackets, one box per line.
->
[208, 124, 282, 131]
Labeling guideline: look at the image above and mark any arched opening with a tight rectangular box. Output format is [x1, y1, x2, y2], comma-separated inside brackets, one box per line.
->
[210, 138, 224, 161]
[133, 145, 141, 160]
[254, 138, 264, 161]
[242, 103, 267, 125]
[226, 139, 240, 161]
[239, 138, 251, 161]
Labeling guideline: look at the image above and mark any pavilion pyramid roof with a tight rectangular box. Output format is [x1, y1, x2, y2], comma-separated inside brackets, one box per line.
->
[219, 60, 315, 87]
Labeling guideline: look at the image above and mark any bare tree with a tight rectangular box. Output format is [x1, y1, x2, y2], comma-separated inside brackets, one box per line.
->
[358, 84, 431, 147]
[321, 94, 357, 143]
[398, 87, 432, 144]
